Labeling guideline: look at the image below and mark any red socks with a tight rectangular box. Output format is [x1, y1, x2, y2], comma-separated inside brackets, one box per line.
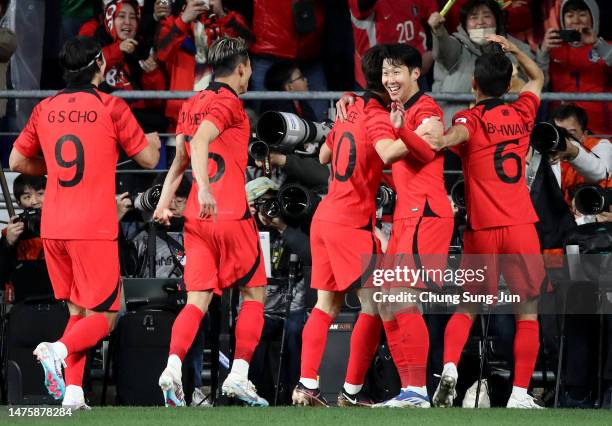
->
[234, 300, 264, 362]
[300, 308, 333, 380]
[513, 320, 539, 388]
[443, 313, 473, 365]
[345, 313, 382, 386]
[383, 319, 408, 387]
[169, 304, 204, 360]
[63, 315, 86, 387]
[59, 313, 110, 355]
[396, 311, 429, 387]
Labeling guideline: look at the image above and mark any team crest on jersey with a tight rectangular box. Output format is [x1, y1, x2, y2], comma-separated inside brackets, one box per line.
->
[455, 117, 468, 124]
[588, 49, 600, 63]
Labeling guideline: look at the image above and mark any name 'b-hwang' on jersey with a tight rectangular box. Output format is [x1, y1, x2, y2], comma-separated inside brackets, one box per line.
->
[452, 92, 541, 230]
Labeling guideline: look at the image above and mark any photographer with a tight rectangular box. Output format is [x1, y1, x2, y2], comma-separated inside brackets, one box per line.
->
[552, 104, 612, 201]
[540, 0, 611, 134]
[0, 175, 51, 303]
[245, 177, 311, 404]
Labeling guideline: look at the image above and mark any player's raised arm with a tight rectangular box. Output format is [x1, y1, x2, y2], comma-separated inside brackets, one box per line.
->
[153, 134, 190, 226]
[191, 119, 220, 220]
[487, 34, 544, 98]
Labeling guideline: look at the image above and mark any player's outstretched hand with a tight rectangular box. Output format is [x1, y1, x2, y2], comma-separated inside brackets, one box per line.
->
[153, 207, 174, 226]
[486, 34, 519, 54]
[415, 116, 444, 137]
[390, 102, 405, 129]
[335, 93, 356, 122]
[198, 186, 217, 221]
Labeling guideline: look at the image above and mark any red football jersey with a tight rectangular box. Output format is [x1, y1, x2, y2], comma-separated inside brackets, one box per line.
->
[14, 85, 148, 240]
[349, 0, 437, 88]
[367, 91, 452, 219]
[179, 82, 250, 221]
[453, 92, 541, 230]
[549, 43, 611, 133]
[314, 93, 385, 228]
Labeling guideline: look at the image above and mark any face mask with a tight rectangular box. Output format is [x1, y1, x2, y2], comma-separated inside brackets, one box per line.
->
[468, 27, 496, 45]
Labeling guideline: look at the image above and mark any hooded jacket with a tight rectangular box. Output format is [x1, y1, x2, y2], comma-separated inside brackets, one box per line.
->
[541, 0, 611, 134]
[432, 26, 543, 126]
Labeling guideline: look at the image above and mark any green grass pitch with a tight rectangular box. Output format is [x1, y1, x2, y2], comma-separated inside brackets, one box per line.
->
[3, 407, 612, 426]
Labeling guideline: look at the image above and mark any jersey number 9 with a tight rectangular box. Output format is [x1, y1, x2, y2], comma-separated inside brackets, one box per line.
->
[55, 135, 84, 187]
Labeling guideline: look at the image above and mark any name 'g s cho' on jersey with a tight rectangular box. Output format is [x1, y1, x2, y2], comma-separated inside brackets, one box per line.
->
[452, 91, 541, 230]
[180, 82, 250, 221]
[313, 93, 384, 228]
[13, 85, 149, 240]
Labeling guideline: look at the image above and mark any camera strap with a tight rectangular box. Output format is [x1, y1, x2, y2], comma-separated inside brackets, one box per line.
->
[526, 150, 543, 192]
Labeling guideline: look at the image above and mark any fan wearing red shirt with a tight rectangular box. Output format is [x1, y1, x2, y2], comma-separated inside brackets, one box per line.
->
[292, 45, 389, 408]
[421, 36, 546, 409]
[348, 0, 437, 88]
[153, 37, 268, 408]
[9, 36, 159, 408]
[367, 43, 451, 408]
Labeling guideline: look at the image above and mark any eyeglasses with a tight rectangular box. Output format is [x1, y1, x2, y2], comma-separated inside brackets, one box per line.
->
[288, 74, 306, 84]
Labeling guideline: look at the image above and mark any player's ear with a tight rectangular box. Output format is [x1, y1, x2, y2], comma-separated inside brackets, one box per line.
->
[412, 67, 421, 81]
[471, 78, 477, 92]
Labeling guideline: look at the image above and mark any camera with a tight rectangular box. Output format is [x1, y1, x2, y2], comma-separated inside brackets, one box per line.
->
[255, 111, 331, 157]
[255, 184, 320, 221]
[530, 122, 569, 154]
[248, 139, 270, 162]
[558, 29, 581, 43]
[574, 185, 612, 215]
[375, 185, 396, 216]
[131, 184, 163, 213]
[451, 179, 466, 209]
[17, 208, 42, 238]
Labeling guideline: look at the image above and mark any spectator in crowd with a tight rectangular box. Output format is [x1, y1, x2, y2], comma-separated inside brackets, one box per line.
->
[539, 0, 611, 134]
[0, 175, 52, 303]
[249, 0, 328, 121]
[261, 61, 316, 121]
[348, 0, 437, 90]
[428, 0, 543, 126]
[245, 177, 311, 405]
[155, 0, 253, 130]
[82, 0, 167, 132]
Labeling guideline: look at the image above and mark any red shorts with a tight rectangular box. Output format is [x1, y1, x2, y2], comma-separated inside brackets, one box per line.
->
[385, 217, 453, 289]
[461, 223, 546, 300]
[183, 218, 266, 292]
[43, 239, 121, 312]
[311, 219, 380, 292]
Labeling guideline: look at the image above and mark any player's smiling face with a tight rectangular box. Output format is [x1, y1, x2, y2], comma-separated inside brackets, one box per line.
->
[382, 59, 420, 103]
[115, 4, 138, 40]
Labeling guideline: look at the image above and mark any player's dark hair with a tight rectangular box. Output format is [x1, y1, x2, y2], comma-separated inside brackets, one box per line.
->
[460, 0, 505, 35]
[60, 36, 104, 87]
[264, 61, 299, 91]
[208, 37, 249, 77]
[552, 104, 589, 131]
[13, 175, 46, 204]
[383, 43, 422, 71]
[562, 0, 590, 15]
[474, 43, 512, 97]
[362, 44, 388, 92]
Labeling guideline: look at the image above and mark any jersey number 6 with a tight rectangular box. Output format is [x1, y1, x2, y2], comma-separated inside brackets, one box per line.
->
[493, 139, 522, 184]
[55, 135, 84, 187]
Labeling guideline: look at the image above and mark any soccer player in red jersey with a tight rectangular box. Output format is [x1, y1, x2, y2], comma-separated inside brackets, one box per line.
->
[368, 43, 451, 408]
[291, 45, 391, 407]
[9, 36, 160, 409]
[421, 36, 546, 409]
[152, 37, 268, 407]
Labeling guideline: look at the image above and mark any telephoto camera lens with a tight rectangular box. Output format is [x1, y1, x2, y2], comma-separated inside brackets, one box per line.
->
[574, 185, 611, 216]
[451, 179, 466, 209]
[530, 122, 568, 154]
[256, 111, 331, 153]
[133, 184, 163, 213]
[248, 139, 270, 161]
